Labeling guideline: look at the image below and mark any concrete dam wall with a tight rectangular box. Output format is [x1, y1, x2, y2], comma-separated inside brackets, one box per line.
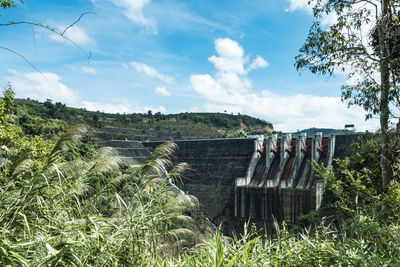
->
[143, 134, 356, 229]
[143, 138, 255, 231]
[102, 134, 357, 231]
[235, 133, 335, 224]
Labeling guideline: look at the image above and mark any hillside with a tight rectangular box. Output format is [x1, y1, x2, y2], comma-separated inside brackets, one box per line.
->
[294, 127, 358, 136]
[14, 98, 274, 141]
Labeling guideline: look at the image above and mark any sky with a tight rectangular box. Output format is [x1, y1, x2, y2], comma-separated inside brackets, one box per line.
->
[0, 0, 380, 132]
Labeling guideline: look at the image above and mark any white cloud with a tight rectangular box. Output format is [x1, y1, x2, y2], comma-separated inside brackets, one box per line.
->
[109, 0, 157, 33]
[208, 38, 246, 75]
[130, 61, 174, 83]
[201, 38, 267, 97]
[195, 90, 379, 132]
[321, 13, 339, 26]
[190, 38, 379, 132]
[49, 25, 94, 46]
[285, 0, 311, 13]
[81, 66, 96, 75]
[6, 69, 81, 107]
[248, 56, 269, 72]
[285, 0, 338, 26]
[208, 39, 268, 75]
[191, 74, 248, 105]
[155, 86, 170, 96]
[5, 70, 166, 114]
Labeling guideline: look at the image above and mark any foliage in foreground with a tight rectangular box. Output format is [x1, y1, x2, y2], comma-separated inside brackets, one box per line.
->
[0, 89, 214, 265]
[165, 219, 400, 266]
[0, 130, 213, 265]
[3, 88, 400, 266]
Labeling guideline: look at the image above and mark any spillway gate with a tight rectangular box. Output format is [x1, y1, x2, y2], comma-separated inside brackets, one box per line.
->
[235, 133, 335, 222]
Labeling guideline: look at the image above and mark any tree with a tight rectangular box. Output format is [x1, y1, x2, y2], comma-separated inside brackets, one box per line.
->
[296, 0, 400, 193]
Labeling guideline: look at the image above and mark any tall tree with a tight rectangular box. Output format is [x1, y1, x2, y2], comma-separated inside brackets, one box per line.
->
[296, 0, 400, 192]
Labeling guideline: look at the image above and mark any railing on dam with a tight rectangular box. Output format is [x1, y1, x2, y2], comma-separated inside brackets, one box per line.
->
[235, 133, 336, 222]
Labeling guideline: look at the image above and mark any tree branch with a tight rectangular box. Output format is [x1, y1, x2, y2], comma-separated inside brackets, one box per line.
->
[0, 12, 96, 60]
[0, 45, 50, 90]
[0, 45, 42, 74]
[61, 12, 96, 36]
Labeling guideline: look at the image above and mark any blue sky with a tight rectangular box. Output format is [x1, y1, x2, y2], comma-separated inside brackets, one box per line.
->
[0, 0, 380, 131]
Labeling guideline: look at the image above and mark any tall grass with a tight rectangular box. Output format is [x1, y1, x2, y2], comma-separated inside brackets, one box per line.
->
[0, 126, 212, 266]
[164, 218, 400, 266]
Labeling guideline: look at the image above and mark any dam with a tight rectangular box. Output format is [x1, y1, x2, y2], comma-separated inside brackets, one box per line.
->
[100, 133, 355, 231]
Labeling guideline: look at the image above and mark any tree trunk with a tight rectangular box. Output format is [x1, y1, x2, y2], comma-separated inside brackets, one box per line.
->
[379, 0, 393, 193]
[380, 70, 392, 193]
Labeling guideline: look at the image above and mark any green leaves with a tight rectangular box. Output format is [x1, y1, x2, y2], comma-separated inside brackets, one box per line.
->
[296, 0, 400, 195]
[0, 1, 24, 18]
[0, 0, 17, 9]
[295, 0, 400, 115]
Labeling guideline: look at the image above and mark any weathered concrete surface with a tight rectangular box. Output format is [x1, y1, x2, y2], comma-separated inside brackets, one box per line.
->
[143, 138, 255, 231]
[235, 187, 317, 222]
[333, 134, 361, 159]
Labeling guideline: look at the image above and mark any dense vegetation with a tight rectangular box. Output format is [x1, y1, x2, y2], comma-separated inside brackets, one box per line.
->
[14, 98, 273, 141]
[295, 0, 400, 197]
[294, 127, 356, 136]
[1, 88, 215, 265]
[4, 86, 400, 266]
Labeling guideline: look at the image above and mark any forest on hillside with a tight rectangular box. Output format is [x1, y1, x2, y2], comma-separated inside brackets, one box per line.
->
[14, 98, 274, 141]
